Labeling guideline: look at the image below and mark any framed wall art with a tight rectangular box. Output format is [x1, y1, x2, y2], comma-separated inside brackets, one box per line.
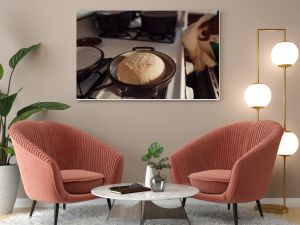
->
[77, 10, 220, 100]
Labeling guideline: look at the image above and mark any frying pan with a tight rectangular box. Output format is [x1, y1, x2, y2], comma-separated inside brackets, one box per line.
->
[103, 47, 176, 98]
[77, 46, 105, 82]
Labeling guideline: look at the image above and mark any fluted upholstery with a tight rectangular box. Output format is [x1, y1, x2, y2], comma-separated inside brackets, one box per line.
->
[170, 120, 283, 204]
[9, 120, 124, 204]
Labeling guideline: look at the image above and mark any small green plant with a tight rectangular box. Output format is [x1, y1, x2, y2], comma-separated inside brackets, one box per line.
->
[0, 43, 70, 166]
[141, 142, 171, 171]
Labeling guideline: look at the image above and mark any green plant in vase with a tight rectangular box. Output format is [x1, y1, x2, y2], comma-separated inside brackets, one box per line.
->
[0, 43, 70, 214]
[141, 142, 171, 191]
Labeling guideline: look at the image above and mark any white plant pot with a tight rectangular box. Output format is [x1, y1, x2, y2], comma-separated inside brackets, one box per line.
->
[145, 165, 153, 188]
[0, 165, 20, 215]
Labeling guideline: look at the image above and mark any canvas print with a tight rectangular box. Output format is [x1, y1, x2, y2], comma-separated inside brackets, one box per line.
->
[76, 11, 220, 100]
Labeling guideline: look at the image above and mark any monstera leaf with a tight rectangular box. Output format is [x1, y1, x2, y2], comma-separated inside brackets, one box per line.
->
[9, 43, 41, 69]
[9, 102, 70, 127]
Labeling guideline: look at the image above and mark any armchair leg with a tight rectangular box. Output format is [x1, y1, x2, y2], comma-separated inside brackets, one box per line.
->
[63, 204, 66, 210]
[233, 203, 238, 225]
[29, 200, 37, 217]
[227, 204, 230, 210]
[256, 200, 264, 217]
[107, 198, 112, 210]
[181, 198, 187, 207]
[54, 204, 59, 225]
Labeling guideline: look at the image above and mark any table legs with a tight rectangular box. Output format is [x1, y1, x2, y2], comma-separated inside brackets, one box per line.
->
[107, 200, 141, 221]
[106, 200, 191, 225]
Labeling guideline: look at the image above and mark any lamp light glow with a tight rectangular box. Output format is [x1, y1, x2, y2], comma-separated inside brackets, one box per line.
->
[271, 42, 299, 67]
[277, 131, 299, 156]
[244, 83, 272, 109]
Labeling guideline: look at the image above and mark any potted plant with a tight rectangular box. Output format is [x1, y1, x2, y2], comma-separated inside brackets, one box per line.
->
[0, 43, 70, 215]
[141, 142, 171, 191]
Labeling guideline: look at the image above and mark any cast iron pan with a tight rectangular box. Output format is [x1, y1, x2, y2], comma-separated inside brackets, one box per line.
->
[105, 47, 176, 98]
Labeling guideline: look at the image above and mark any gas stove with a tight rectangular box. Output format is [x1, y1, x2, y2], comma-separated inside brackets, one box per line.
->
[77, 16, 184, 100]
[94, 28, 176, 44]
[77, 58, 167, 99]
[76, 58, 110, 99]
[93, 18, 176, 44]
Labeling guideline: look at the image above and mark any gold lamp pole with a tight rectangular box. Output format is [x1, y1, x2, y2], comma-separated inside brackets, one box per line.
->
[249, 28, 299, 214]
[244, 29, 272, 119]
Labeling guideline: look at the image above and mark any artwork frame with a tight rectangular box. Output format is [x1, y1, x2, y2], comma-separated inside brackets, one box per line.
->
[76, 10, 220, 101]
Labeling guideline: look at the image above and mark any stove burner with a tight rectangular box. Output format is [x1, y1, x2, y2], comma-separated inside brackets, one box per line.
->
[117, 87, 168, 99]
[77, 58, 111, 99]
[95, 24, 176, 44]
[149, 35, 165, 41]
[78, 76, 168, 99]
[77, 58, 168, 100]
[135, 30, 176, 43]
[77, 57, 108, 83]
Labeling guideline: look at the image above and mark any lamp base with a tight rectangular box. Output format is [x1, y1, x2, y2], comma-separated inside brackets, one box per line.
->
[254, 204, 288, 214]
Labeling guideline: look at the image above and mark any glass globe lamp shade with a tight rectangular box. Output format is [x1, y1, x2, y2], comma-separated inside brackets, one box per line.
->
[271, 42, 299, 67]
[244, 83, 272, 108]
[277, 131, 299, 156]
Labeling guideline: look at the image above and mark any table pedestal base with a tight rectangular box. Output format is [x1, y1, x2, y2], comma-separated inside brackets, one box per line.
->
[107, 200, 191, 225]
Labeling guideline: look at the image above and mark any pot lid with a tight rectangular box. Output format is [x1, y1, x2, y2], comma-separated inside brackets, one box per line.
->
[77, 46, 103, 71]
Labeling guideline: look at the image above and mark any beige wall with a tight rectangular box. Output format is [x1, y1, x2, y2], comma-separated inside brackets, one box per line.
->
[0, 0, 300, 198]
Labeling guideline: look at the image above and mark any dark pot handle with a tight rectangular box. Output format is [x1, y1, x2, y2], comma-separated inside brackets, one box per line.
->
[132, 46, 155, 51]
[120, 85, 158, 98]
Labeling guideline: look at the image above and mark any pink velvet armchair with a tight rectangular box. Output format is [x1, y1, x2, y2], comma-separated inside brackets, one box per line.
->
[169, 120, 283, 225]
[9, 120, 124, 225]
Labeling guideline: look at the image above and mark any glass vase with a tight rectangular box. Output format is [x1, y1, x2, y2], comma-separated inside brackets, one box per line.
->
[150, 171, 166, 192]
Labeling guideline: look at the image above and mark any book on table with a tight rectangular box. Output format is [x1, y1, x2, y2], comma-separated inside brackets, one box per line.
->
[110, 183, 151, 194]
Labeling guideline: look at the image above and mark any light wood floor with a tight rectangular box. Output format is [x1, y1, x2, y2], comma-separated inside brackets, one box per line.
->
[1, 207, 300, 224]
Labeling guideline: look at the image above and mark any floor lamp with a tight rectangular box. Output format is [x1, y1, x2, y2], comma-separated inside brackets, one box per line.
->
[244, 28, 299, 214]
[270, 34, 299, 213]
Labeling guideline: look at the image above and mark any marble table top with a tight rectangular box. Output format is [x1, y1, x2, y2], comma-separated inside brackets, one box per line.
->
[91, 183, 199, 201]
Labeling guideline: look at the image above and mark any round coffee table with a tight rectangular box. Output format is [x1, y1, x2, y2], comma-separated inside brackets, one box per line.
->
[92, 183, 199, 225]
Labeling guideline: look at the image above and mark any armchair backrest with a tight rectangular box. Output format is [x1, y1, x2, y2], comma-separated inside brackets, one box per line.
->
[211, 120, 282, 170]
[9, 120, 80, 170]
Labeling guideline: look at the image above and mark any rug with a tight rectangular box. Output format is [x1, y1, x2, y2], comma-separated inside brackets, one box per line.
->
[0, 205, 296, 225]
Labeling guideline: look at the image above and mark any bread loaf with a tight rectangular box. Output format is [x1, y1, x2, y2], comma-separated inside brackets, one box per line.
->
[117, 52, 165, 85]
